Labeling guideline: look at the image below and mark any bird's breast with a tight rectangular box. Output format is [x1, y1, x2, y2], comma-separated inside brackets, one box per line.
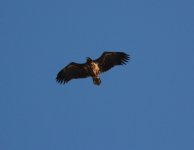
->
[90, 62, 100, 76]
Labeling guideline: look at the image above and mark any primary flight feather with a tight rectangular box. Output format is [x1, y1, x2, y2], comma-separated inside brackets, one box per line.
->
[56, 51, 130, 85]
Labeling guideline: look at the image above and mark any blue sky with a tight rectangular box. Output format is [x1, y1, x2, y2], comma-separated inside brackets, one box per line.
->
[1, 0, 194, 150]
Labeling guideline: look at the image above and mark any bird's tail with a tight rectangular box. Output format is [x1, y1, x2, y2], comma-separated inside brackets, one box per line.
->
[92, 77, 101, 85]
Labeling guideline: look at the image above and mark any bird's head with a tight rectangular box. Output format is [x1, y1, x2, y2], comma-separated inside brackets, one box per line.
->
[86, 57, 92, 63]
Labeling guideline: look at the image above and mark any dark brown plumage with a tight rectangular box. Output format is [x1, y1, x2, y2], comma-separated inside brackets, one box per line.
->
[94, 52, 130, 72]
[56, 51, 130, 85]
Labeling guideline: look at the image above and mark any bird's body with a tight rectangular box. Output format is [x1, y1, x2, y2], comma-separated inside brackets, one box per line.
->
[56, 52, 130, 85]
[87, 61, 101, 85]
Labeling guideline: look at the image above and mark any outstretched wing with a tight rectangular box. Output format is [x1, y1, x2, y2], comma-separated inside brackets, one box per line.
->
[94, 52, 130, 72]
[56, 62, 90, 84]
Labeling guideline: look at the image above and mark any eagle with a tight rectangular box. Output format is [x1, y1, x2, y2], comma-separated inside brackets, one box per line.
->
[56, 51, 130, 85]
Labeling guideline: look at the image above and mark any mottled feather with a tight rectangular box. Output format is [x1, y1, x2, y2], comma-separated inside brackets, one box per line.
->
[94, 52, 130, 72]
[56, 62, 90, 84]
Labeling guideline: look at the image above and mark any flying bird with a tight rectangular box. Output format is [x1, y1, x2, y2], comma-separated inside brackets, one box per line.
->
[56, 51, 130, 85]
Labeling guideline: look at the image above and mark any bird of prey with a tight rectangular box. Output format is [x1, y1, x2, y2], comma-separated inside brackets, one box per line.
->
[56, 51, 130, 85]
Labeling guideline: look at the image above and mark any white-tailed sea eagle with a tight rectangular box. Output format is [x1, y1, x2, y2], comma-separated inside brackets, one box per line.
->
[56, 52, 130, 85]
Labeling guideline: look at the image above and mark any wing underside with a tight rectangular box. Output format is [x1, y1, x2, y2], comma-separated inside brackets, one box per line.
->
[95, 52, 130, 72]
[56, 62, 90, 84]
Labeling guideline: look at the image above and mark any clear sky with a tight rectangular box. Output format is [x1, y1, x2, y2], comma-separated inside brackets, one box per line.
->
[1, 0, 194, 150]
